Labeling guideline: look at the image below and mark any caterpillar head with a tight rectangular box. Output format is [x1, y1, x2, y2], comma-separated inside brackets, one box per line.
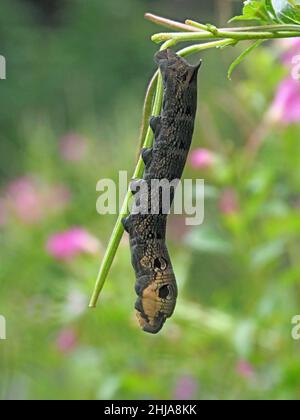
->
[135, 258, 178, 334]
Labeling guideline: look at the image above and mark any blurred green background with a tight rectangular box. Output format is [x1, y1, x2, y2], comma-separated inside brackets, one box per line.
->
[1, 0, 300, 400]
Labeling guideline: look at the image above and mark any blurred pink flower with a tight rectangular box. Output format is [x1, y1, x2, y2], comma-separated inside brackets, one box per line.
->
[174, 375, 198, 400]
[59, 133, 88, 161]
[268, 77, 300, 125]
[0, 198, 8, 226]
[5, 176, 70, 224]
[219, 188, 239, 215]
[189, 148, 216, 169]
[6, 177, 44, 224]
[280, 39, 300, 67]
[47, 227, 100, 261]
[236, 360, 255, 379]
[55, 328, 78, 353]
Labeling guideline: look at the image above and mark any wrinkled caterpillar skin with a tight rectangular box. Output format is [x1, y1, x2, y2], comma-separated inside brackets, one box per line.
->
[123, 49, 201, 334]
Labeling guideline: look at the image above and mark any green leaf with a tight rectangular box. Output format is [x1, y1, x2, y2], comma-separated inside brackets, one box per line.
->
[228, 40, 265, 79]
[271, 0, 300, 24]
[230, 0, 273, 23]
[265, 0, 280, 21]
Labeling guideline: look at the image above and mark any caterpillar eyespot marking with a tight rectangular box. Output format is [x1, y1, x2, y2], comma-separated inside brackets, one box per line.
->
[123, 49, 201, 334]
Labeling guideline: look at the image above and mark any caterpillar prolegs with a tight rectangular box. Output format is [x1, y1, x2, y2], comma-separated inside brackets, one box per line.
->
[123, 49, 201, 334]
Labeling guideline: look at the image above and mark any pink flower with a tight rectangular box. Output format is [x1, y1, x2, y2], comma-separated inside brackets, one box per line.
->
[55, 328, 78, 353]
[236, 360, 255, 379]
[280, 39, 300, 67]
[6, 177, 44, 224]
[59, 133, 88, 161]
[189, 148, 216, 169]
[46, 227, 100, 261]
[174, 375, 198, 400]
[268, 77, 300, 125]
[219, 188, 239, 215]
[5, 176, 70, 224]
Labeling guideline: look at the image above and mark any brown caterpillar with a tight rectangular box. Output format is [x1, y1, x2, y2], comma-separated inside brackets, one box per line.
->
[123, 49, 201, 333]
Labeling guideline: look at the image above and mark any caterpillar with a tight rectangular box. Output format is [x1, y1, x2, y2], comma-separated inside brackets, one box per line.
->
[123, 49, 201, 334]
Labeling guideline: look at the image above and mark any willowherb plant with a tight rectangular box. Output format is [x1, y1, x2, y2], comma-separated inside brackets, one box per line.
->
[90, 0, 300, 309]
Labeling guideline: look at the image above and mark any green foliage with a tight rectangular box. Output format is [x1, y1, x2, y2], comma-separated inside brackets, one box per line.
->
[231, 0, 300, 24]
[1, 0, 300, 401]
[271, 0, 300, 24]
[227, 40, 265, 79]
[0, 0, 154, 179]
[231, 1, 274, 23]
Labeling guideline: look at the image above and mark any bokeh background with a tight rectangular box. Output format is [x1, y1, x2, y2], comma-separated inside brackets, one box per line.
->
[1, 0, 300, 400]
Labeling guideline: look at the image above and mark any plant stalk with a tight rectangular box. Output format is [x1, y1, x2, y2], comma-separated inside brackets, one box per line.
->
[152, 30, 300, 44]
[144, 13, 300, 35]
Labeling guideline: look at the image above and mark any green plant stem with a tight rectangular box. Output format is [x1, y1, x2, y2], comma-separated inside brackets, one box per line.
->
[186, 19, 300, 33]
[138, 70, 158, 152]
[152, 29, 300, 44]
[89, 38, 235, 308]
[178, 39, 237, 56]
[185, 20, 208, 31]
[145, 13, 300, 35]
